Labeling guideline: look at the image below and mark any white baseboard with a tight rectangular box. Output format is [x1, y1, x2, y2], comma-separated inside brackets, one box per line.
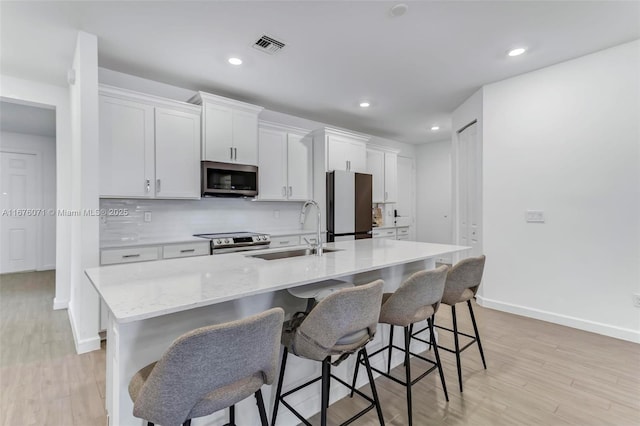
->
[68, 305, 101, 354]
[476, 296, 640, 344]
[37, 264, 55, 271]
[53, 297, 68, 310]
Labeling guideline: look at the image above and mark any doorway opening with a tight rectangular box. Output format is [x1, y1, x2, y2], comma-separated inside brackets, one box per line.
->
[0, 100, 56, 275]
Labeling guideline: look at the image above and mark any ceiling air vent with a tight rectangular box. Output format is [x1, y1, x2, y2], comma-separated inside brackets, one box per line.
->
[252, 34, 286, 54]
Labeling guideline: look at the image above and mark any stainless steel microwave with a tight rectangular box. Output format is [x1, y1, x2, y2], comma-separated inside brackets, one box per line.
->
[201, 161, 259, 197]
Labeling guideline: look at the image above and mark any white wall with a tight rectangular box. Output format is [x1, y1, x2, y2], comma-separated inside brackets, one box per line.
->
[0, 131, 56, 269]
[68, 31, 101, 354]
[0, 75, 72, 310]
[416, 139, 452, 256]
[480, 40, 640, 342]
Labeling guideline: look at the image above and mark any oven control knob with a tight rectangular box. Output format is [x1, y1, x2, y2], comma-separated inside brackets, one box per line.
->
[215, 239, 222, 245]
[224, 239, 230, 244]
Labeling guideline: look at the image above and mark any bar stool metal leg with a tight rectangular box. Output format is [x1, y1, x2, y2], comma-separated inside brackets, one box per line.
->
[349, 350, 362, 398]
[452, 305, 463, 392]
[361, 348, 385, 426]
[428, 317, 448, 401]
[321, 358, 331, 426]
[404, 326, 413, 426]
[467, 300, 487, 369]
[271, 347, 288, 426]
[255, 390, 268, 426]
[387, 325, 394, 374]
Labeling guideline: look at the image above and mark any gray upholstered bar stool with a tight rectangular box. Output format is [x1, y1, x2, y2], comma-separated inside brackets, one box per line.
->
[128, 307, 284, 426]
[413, 255, 487, 392]
[271, 280, 385, 426]
[350, 265, 449, 426]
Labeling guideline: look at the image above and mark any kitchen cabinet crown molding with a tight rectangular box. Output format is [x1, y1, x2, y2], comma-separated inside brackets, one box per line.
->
[189, 91, 264, 114]
[258, 120, 311, 136]
[367, 144, 400, 154]
[313, 126, 370, 143]
[98, 84, 201, 113]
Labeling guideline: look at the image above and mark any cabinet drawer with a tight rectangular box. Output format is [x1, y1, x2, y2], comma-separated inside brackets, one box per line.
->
[397, 227, 409, 237]
[163, 242, 210, 259]
[101, 246, 160, 265]
[396, 235, 410, 241]
[270, 236, 301, 248]
[372, 229, 397, 239]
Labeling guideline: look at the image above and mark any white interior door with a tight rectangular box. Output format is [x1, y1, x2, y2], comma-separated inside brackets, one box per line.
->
[0, 152, 38, 273]
[457, 122, 482, 257]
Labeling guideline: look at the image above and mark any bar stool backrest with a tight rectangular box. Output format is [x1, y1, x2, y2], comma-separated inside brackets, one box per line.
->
[380, 265, 449, 326]
[442, 255, 486, 305]
[132, 308, 284, 426]
[292, 280, 384, 361]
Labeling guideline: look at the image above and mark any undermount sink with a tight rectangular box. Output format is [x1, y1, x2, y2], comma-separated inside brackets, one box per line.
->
[248, 248, 341, 261]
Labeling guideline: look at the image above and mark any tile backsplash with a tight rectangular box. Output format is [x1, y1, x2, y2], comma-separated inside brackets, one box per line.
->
[100, 198, 305, 245]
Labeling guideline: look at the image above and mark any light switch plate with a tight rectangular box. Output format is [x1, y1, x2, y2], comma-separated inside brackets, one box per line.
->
[143, 211, 152, 223]
[633, 293, 640, 308]
[526, 210, 545, 223]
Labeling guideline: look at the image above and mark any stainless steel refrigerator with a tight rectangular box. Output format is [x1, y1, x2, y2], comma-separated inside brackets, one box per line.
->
[327, 170, 373, 242]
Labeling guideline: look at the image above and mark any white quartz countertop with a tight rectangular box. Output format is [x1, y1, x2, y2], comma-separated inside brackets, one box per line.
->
[86, 239, 468, 324]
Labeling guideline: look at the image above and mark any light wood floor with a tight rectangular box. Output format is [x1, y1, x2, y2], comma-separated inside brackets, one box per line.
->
[1, 271, 639, 426]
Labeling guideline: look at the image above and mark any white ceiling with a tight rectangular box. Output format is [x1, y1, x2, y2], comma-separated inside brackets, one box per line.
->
[1, 1, 639, 144]
[0, 101, 56, 138]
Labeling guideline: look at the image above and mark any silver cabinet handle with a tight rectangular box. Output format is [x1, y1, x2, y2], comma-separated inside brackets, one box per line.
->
[234, 147, 237, 160]
[145, 179, 150, 193]
[123, 254, 140, 259]
[180, 249, 195, 253]
[279, 240, 290, 245]
[157, 179, 161, 193]
[282, 186, 286, 197]
[288, 186, 292, 197]
[385, 191, 388, 201]
[230, 147, 233, 160]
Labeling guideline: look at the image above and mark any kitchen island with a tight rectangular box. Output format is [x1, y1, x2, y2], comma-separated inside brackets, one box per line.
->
[86, 238, 468, 426]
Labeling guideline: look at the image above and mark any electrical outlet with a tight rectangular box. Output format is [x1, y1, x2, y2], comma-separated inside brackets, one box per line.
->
[143, 211, 152, 223]
[273, 210, 280, 219]
[526, 210, 545, 223]
[633, 293, 640, 308]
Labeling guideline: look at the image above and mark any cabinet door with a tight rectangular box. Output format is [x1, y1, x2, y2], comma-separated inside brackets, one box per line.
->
[384, 152, 398, 203]
[99, 96, 155, 197]
[232, 110, 259, 165]
[348, 141, 367, 173]
[203, 102, 233, 162]
[327, 135, 350, 171]
[155, 108, 201, 198]
[367, 149, 385, 203]
[287, 134, 312, 200]
[258, 128, 287, 200]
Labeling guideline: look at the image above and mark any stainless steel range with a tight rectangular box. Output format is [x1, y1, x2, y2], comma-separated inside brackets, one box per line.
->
[193, 232, 271, 254]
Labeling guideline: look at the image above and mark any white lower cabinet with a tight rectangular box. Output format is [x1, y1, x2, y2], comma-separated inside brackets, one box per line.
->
[270, 235, 302, 248]
[258, 122, 312, 201]
[162, 242, 210, 259]
[372, 228, 397, 240]
[100, 246, 161, 265]
[396, 227, 410, 240]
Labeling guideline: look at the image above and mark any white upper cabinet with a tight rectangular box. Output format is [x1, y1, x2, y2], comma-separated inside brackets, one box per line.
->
[258, 122, 312, 201]
[366, 147, 398, 203]
[100, 96, 155, 197]
[99, 85, 201, 199]
[367, 149, 385, 203]
[323, 129, 369, 173]
[190, 92, 263, 165]
[384, 151, 398, 203]
[155, 107, 201, 199]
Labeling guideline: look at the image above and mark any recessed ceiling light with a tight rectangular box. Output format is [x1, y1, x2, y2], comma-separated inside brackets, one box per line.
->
[508, 48, 526, 57]
[228, 57, 243, 65]
[359, 102, 371, 108]
[431, 126, 440, 131]
[390, 4, 409, 17]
